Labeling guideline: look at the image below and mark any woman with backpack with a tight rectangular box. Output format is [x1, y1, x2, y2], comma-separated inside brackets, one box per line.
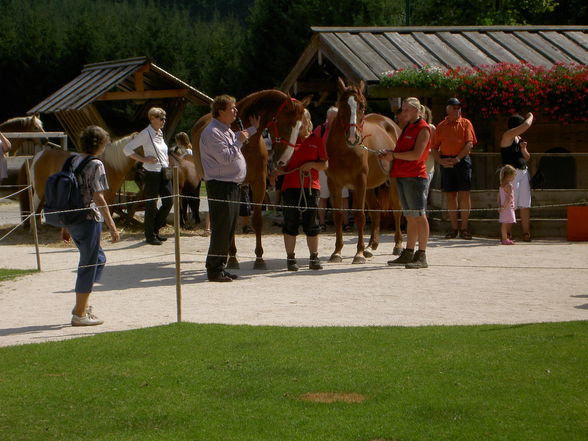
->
[68, 126, 120, 326]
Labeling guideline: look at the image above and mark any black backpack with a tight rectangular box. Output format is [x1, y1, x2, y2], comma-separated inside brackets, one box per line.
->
[43, 155, 96, 227]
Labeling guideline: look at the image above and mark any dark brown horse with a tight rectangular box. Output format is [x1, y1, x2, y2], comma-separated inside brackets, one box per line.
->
[324, 78, 403, 263]
[0, 115, 45, 155]
[168, 152, 201, 228]
[191, 90, 308, 269]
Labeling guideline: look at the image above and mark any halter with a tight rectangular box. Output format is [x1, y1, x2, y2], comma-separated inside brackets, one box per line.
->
[343, 119, 366, 148]
[265, 98, 299, 148]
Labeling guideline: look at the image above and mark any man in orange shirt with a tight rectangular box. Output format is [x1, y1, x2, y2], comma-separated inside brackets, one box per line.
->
[430, 98, 477, 239]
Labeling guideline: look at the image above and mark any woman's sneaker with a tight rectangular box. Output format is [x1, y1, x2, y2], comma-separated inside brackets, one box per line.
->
[71, 306, 104, 326]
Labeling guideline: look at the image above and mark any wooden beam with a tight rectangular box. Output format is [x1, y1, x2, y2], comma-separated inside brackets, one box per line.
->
[97, 89, 189, 101]
[134, 72, 144, 92]
[293, 80, 338, 94]
[280, 34, 320, 93]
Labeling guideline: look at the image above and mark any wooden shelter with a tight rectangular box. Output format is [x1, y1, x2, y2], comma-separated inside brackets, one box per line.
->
[28, 56, 212, 149]
[282, 26, 588, 238]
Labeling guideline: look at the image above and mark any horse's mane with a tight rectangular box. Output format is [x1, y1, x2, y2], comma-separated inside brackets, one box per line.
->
[100, 132, 136, 174]
[0, 115, 44, 132]
[238, 89, 288, 120]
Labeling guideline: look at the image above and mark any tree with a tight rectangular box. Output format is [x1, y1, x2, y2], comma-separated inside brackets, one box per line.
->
[409, 0, 561, 25]
[241, 0, 404, 94]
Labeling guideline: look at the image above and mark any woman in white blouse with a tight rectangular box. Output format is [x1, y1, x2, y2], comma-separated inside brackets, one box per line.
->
[123, 107, 173, 245]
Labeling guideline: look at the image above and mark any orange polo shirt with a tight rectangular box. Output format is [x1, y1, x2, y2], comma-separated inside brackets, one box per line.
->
[431, 116, 477, 156]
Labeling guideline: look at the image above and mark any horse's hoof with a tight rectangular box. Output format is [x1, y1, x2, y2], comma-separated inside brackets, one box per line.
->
[364, 248, 373, 258]
[329, 254, 342, 263]
[226, 258, 240, 270]
[352, 255, 366, 264]
[253, 259, 267, 270]
[393, 247, 404, 256]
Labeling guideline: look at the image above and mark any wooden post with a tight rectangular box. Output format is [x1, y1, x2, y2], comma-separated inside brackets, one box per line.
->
[25, 159, 41, 271]
[173, 166, 182, 322]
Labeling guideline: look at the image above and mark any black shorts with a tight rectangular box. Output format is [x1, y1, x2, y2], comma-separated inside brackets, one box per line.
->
[281, 188, 320, 236]
[440, 155, 472, 192]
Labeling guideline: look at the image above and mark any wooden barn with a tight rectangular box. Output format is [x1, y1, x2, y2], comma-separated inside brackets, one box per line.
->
[282, 25, 588, 238]
[27, 56, 212, 149]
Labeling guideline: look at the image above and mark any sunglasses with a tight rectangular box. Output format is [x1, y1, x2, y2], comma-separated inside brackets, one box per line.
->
[158, 116, 167, 121]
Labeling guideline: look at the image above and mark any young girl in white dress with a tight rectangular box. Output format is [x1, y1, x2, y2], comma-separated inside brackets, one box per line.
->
[499, 165, 517, 245]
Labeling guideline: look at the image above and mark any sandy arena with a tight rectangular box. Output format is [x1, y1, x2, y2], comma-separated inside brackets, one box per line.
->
[1, 227, 587, 347]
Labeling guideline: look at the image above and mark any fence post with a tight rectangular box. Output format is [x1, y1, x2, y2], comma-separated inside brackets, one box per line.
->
[173, 166, 182, 322]
[25, 159, 41, 271]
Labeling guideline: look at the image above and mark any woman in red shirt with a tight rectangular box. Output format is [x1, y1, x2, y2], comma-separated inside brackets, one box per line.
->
[270, 109, 328, 271]
[380, 97, 431, 269]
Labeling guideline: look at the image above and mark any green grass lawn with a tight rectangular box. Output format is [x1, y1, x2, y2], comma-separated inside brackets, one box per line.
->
[0, 268, 37, 282]
[1, 322, 586, 441]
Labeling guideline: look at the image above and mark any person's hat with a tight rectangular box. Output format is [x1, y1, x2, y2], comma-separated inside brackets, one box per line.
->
[446, 97, 461, 106]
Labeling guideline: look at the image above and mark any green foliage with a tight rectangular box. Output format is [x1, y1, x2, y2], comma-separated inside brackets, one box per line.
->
[0, 268, 37, 282]
[410, 0, 559, 25]
[241, 0, 404, 94]
[0, 0, 246, 123]
[0, 322, 587, 440]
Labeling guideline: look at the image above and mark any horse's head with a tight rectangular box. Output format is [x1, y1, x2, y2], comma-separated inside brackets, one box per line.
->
[27, 114, 45, 133]
[265, 94, 311, 169]
[335, 78, 367, 145]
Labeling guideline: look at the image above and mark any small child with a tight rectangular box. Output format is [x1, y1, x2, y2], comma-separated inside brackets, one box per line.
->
[174, 131, 193, 156]
[498, 164, 517, 245]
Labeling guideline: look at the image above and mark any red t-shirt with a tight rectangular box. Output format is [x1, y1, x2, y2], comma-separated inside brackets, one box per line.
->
[281, 133, 327, 191]
[391, 118, 430, 179]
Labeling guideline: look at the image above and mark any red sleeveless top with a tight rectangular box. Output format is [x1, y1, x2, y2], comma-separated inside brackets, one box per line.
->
[391, 118, 430, 179]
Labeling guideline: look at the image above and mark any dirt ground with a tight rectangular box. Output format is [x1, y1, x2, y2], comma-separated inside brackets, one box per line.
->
[1, 200, 587, 347]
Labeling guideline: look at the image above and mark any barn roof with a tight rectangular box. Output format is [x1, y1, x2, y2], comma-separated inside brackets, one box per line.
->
[281, 25, 588, 95]
[28, 56, 212, 114]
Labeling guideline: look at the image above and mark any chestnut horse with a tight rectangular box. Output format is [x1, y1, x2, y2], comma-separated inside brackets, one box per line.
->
[18, 133, 137, 223]
[325, 78, 403, 263]
[191, 89, 308, 269]
[0, 115, 45, 155]
[168, 152, 201, 228]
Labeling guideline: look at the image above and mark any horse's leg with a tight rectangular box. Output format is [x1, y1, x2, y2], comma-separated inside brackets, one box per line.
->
[329, 183, 344, 263]
[227, 231, 239, 269]
[364, 189, 381, 258]
[390, 178, 404, 255]
[250, 180, 267, 269]
[352, 185, 367, 264]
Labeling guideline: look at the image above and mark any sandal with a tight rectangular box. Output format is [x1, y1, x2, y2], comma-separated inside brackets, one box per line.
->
[523, 232, 531, 242]
[460, 229, 472, 240]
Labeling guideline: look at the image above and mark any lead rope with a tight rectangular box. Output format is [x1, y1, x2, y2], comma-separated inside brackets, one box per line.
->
[297, 169, 312, 213]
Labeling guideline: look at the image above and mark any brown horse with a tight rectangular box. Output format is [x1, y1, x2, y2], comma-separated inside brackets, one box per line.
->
[324, 78, 403, 263]
[18, 133, 136, 223]
[0, 115, 45, 155]
[191, 89, 308, 269]
[168, 152, 201, 228]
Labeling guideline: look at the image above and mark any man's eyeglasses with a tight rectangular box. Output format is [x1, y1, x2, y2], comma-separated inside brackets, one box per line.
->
[158, 116, 167, 121]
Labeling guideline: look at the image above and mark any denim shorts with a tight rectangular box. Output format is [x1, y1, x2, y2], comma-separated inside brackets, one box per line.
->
[396, 177, 428, 217]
